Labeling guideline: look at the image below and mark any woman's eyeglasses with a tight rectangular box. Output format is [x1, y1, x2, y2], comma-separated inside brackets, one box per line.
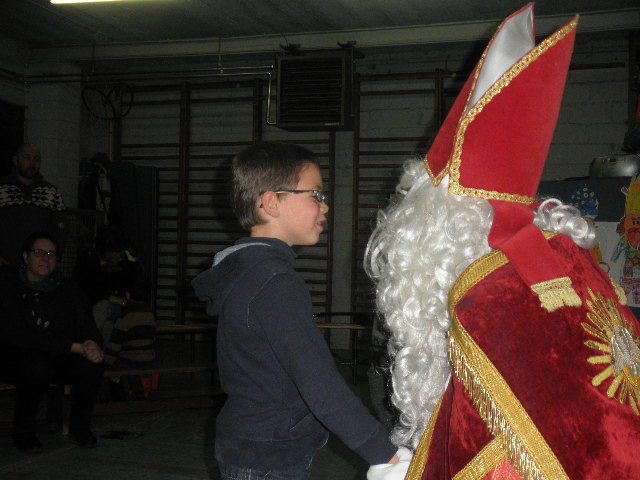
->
[30, 249, 57, 259]
[273, 189, 328, 204]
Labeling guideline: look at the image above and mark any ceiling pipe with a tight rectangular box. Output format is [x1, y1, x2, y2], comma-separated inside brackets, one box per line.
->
[30, 8, 640, 63]
[23, 65, 274, 84]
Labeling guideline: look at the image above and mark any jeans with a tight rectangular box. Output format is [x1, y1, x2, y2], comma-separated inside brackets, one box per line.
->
[218, 456, 314, 480]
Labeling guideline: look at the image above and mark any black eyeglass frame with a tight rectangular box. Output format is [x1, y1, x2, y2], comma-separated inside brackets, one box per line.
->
[272, 189, 328, 204]
[30, 249, 58, 259]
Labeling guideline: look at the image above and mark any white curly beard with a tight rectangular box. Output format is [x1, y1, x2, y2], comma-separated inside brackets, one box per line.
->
[365, 159, 493, 449]
[365, 161, 597, 450]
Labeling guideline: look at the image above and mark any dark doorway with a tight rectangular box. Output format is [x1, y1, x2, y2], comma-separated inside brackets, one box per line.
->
[0, 100, 25, 176]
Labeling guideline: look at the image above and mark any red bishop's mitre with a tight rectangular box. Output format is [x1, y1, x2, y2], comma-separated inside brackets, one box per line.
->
[425, 3, 581, 312]
[426, 3, 577, 205]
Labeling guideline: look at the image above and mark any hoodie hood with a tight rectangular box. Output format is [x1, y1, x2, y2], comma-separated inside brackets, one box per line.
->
[191, 237, 295, 317]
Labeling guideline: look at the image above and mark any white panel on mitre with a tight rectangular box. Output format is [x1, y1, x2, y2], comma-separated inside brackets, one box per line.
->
[469, 4, 535, 111]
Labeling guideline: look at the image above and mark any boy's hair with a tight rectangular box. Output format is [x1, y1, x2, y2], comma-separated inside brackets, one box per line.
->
[231, 141, 317, 230]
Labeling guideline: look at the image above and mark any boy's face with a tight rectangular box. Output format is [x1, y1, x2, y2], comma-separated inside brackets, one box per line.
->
[277, 163, 328, 246]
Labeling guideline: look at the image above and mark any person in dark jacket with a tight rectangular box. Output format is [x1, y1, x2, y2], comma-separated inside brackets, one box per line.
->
[0, 232, 104, 452]
[73, 225, 136, 307]
[74, 225, 142, 343]
[192, 142, 409, 480]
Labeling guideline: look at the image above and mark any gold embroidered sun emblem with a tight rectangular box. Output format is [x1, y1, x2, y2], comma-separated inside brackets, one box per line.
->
[581, 289, 640, 415]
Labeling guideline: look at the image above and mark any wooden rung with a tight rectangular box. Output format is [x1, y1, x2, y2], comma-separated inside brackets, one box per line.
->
[316, 322, 367, 331]
[104, 364, 215, 377]
[155, 324, 217, 334]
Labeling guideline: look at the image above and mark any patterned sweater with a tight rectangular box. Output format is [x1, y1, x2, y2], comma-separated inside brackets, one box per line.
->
[0, 173, 65, 265]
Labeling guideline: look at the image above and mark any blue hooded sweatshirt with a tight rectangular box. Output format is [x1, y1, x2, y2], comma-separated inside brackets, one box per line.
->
[192, 237, 395, 469]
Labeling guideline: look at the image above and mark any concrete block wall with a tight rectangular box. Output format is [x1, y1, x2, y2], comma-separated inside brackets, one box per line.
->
[0, 36, 28, 107]
[81, 113, 109, 164]
[355, 31, 630, 182]
[0, 29, 631, 326]
[548, 32, 630, 180]
[25, 80, 83, 207]
[0, 45, 109, 209]
[332, 31, 630, 320]
[0, 78, 26, 107]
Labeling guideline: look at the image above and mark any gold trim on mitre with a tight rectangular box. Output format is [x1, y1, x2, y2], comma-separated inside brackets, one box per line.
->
[423, 154, 448, 186]
[424, 6, 493, 187]
[447, 236, 568, 480]
[453, 436, 507, 480]
[444, 18, 578, 204]
[406, 393, 444, 480]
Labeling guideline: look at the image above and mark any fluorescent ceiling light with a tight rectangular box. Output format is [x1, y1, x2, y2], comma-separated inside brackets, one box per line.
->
[51, 0, 137, 4]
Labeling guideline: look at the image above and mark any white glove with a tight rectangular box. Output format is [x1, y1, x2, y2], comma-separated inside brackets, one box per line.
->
[367, 447, 413, 480]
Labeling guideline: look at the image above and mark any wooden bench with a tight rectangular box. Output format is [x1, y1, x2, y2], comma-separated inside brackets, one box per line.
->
[148, 315, 371, 384]
[102, 324, 218, 380]
[104, 364, 215, 378]
[314, 312, 373, 384]
[1, 315, 371, 392]
[155, 323, 217, 363]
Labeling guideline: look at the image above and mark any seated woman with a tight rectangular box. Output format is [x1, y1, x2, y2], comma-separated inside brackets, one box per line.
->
[0, 232, 104, 452]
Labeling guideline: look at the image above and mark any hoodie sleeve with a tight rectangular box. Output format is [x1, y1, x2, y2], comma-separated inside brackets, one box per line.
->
[249, 272, 396, 465]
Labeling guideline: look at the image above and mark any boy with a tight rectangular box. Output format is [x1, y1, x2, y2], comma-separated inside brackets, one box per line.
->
[192, 142, 409, 479]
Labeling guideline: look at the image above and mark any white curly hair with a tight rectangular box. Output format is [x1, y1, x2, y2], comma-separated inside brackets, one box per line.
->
[365, 159, 596, 449]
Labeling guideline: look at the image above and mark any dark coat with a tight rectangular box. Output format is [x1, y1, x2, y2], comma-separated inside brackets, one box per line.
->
[0, 266, 102, 356]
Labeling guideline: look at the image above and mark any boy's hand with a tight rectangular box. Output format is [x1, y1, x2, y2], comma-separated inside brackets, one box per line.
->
[367, 447, 413, 480]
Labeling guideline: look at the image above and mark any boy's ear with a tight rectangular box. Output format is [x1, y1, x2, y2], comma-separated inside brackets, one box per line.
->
[258, 191, 281, 220]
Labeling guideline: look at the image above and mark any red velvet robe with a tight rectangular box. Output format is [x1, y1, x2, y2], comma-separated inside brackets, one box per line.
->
[407, 234, 640, 480]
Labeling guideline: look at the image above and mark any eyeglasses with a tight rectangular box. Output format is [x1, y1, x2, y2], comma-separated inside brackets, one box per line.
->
[30, 249, 57, 259]
[273, 189, 328, 204]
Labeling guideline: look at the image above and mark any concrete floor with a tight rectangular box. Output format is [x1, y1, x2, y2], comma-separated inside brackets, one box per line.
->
[0, 362, 384, 479]
[0, 408, 368, 479]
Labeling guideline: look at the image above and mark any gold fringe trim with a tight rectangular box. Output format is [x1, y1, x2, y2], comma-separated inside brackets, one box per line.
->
[449, 321, 569, 480]
[406, 393, 445, 480]
[530, 277, 582, 312]
[424, 154, 448, 186]
[453, 436, 507, 480]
